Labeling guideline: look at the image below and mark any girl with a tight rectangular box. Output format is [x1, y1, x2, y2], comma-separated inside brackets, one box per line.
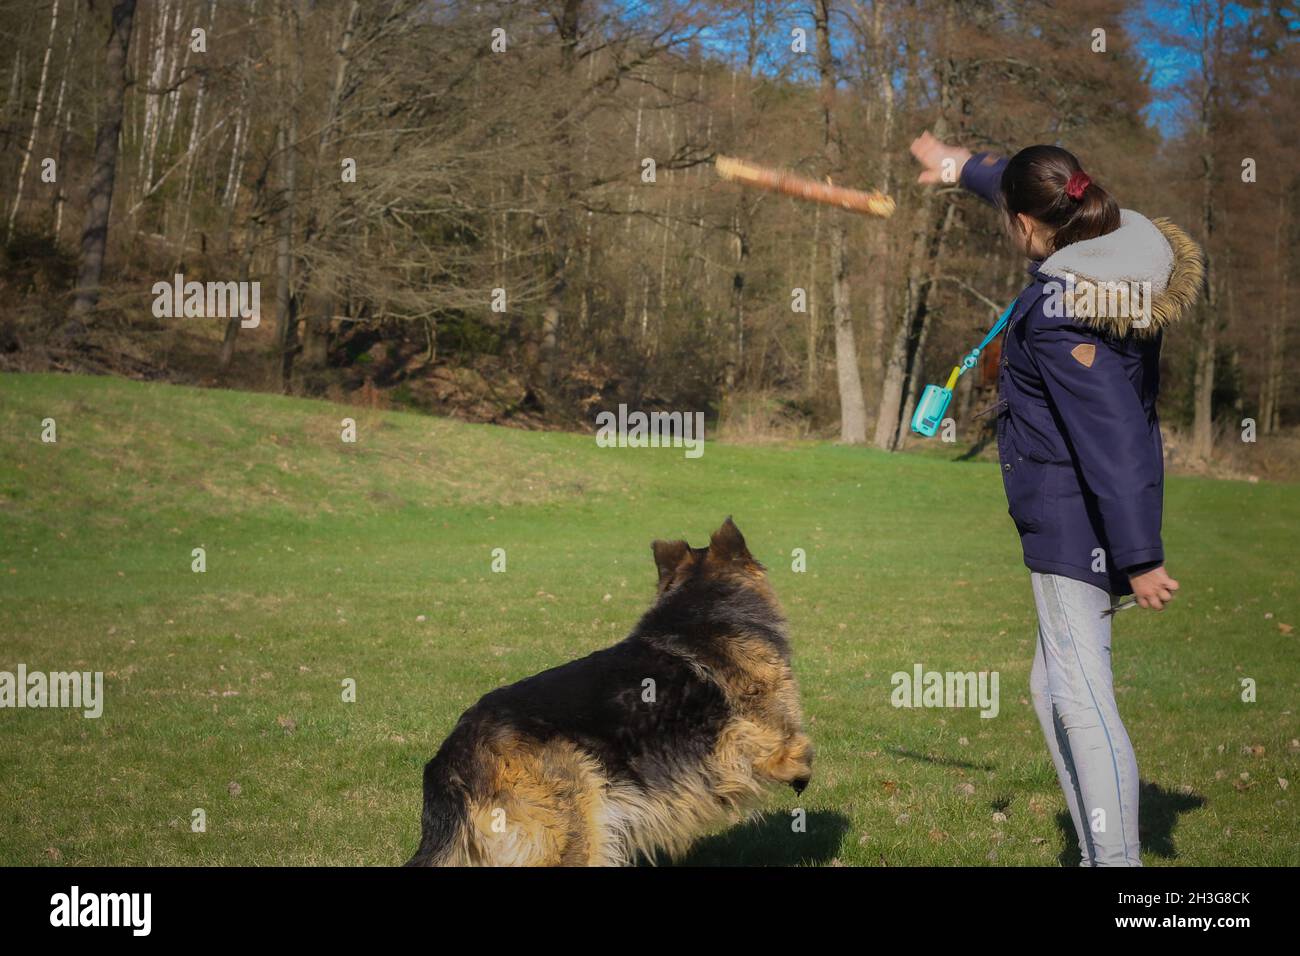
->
[910, 132, 1205, 866]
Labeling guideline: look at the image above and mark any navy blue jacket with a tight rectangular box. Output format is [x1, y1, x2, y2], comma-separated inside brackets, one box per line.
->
[960, 153, 1204, 594]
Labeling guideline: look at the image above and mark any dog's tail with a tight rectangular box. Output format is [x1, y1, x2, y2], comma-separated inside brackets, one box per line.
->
[404, 751, 470, 867]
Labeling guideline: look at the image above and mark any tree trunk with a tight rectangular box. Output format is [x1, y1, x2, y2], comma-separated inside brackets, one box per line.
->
[7, 0, 61, 242]
[273, 0, 301, 390]
[274, 114, 297, 388]
[864, 0, 896, 389]
[69, 0, 137, 322]
[222, 17, 256, 213]
[815, 0, 867, 443]
[806, 203, 821, 396]
[136, 0, 171, 202]
[1190, 120, 1217, 460]
[50, 0, 81, 239]
[830, 220, 867, 442]
[1190, 304, 1217, 458]
[1, 48, 24, 159]
[536, 0, 582, 384]
[219, 241, 257, 373]
[301, 0, 361, 370]
[176, 0, 218, 263]
[728, 201, 750, 391]
[158, 2, 189, 174]
[1263, 206, 1287, 432]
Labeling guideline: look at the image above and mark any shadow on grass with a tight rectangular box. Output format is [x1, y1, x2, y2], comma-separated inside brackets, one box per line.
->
[953, 422, 997, 462]
[887, 746, 996, 772]
[658, 810, 851, 867]
[1054, 780, 1207, 866]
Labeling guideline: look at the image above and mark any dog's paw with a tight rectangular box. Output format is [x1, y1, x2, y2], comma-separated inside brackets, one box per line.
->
[791, 776, 810, 795]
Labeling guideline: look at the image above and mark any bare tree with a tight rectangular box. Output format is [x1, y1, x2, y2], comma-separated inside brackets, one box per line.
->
[69, 0, 137, 323]
[273, 0, 303, 390]
[6, 0, 59, 241]
[814, 0, 867, 443]
[49, 0, 81, 238]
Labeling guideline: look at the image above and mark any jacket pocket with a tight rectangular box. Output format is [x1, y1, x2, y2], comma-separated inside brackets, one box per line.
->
[1003, 453, 1047, 534]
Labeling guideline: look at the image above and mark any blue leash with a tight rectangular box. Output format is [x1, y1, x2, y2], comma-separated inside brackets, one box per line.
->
[956, 299, 1017, 377]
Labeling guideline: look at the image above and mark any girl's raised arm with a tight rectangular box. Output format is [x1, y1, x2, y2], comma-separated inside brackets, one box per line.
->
[909, 130, 1006, 208]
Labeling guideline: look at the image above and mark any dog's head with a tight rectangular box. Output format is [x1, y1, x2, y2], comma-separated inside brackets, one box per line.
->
[650, 517, 776, 605]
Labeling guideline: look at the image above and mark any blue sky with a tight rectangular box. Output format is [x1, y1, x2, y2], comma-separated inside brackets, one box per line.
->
[686, 0, 1271, 140]
[1128, 0, 1264, 136]
[1129, 0, 1192, 134]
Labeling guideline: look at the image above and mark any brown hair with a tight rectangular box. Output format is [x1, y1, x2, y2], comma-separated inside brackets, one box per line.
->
[1001, 145, 1120, 253]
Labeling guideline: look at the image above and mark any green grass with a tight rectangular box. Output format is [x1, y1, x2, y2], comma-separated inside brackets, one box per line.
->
[1, 372, 1296, 866]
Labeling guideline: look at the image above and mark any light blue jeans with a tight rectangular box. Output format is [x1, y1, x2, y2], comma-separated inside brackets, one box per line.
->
[1028, 572, 1142, 866]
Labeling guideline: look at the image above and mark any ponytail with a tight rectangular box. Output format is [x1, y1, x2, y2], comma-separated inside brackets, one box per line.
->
[1000, 145, 1120, 252]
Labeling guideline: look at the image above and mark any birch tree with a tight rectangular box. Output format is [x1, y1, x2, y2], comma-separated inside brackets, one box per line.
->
[6, 0, 59, 241]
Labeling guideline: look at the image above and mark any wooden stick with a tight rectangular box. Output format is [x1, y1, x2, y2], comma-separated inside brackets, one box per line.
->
[715, 154, 895, 219]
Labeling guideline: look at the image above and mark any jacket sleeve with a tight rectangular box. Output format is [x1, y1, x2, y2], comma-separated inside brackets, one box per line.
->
[959, 152, 1007, 209]
[1027, 311, 1165, 574]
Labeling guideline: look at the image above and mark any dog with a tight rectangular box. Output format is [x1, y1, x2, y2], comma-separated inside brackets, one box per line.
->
[405, 517, 813, 866]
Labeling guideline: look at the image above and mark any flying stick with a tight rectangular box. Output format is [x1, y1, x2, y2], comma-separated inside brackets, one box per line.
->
[714, 155, 896, 218]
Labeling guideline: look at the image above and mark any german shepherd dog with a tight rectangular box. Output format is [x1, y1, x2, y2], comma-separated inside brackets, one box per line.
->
[405, 518, 813, 866]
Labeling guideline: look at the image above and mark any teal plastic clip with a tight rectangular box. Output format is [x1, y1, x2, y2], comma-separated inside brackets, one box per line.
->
[910, 298, 1017, 438]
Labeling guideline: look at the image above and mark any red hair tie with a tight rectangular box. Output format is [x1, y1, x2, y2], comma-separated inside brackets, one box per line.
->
[1065, 171, 1091, 201]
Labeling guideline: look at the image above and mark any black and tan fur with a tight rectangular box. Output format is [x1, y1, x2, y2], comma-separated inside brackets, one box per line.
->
[405, 518, 813, 866]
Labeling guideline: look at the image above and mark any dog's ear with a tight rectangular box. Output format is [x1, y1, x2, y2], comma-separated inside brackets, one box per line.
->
[651, 539, 692, 591]
[708, 516, 752, 562]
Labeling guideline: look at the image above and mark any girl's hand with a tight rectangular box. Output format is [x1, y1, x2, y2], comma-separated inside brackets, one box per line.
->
[1129, 565, 1180, 611]
[909, 131, 972, 185]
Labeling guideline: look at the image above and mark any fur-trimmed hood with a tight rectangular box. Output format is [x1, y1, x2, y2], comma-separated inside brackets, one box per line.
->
[1035, 210, 1204, 338]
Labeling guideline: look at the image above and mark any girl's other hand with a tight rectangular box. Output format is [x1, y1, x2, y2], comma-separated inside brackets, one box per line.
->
[1129, 565, 1180, 611]
[910, 131, 972, 185]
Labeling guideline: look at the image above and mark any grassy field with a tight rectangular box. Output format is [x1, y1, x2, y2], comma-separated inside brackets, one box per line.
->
[1, 372, 1296, 866]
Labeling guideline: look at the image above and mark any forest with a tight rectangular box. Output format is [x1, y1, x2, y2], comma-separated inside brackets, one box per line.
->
[1, 0, 1295, 465]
